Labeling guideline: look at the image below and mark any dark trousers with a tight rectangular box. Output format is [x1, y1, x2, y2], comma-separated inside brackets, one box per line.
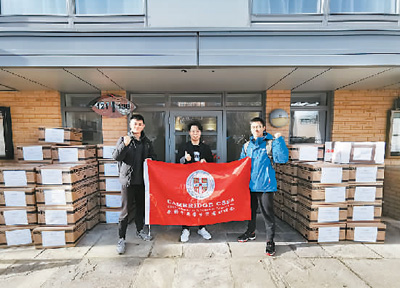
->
[118, 184, 145, 239]
[247, 192, 275, 242]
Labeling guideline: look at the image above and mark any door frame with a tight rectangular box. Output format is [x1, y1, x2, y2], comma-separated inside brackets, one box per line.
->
[168, 110, 224, 163]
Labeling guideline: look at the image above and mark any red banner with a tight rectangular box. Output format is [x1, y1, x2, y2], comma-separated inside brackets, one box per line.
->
[144, 158, 251, 226]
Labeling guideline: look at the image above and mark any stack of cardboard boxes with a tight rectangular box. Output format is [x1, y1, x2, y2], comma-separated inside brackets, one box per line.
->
[0, 164, 38, 247]
[276, 142, 386, 243]
[97, 145, 122, 224]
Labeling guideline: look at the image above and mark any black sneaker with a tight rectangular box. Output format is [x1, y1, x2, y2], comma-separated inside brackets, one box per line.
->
[265, 241, 276, 256]
[237, 231, 256, 242]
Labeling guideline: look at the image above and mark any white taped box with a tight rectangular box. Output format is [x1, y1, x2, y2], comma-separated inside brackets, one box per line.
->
[348, 164, 384, 184]
[297, 161, 349, 184]
[348, 184, 383, 204]
[297, 179, 348, 204]
[288, 144, 324, 162]
[99, 208, 134, 224]
[0, 207, 37, 225]
[346, 221, 386, 243]
[347, 203, 382, 222]
[100, 192, 122, 208]
[37, 198, 87, 225]
[98, 161, 119, 177]
[295, 221, 346, 243]
[36, 163, 98, 186]
[38, 127, 82, 146]
[98, 177, 122, 193]
[86, 207, 100, 231]
[52, 145, 97, 164]
[331, 142, 385, 164]
[0, 164, 37, 187]
[17, 145, 52, 163]
[97, 145, 116, 160]
[296, 200, 347, 224]
[0, 225, 37, 248]
[0, 186, 36, 207]
[35, 178, 98, 206]
[32, 219, 86, 249]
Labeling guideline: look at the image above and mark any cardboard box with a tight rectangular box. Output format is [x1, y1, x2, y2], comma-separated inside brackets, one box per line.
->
[37, 198, 87, 225]
[32, 219, 86, 249]
[295, 220, 346, 242]
[280, 181, 298, 196]
[282, 206, 297, 228]
[0, 187, 36, 207]
[36, 163, 98, 186]
[281, 173, 298, 184]
[347, 203, 382, 222]
[100, 208, 126, 224]
[297, 180, 348, 203]
[0, 164, 37, 187]
[348, 184, 383, 204]
[87, 192, 100, 212]
[86, 207, 100, 231]
[297, 162, 349, 184]
[99, 177, 122, 193]
[97, 145, 116, 160]
[17, 145, 52, 163]
[52, 145, 97, 164]
[35, 177, 98, 206]
[273, 204, 284, 220]
[100, 192, 122, 208]
[0, 207, 37, 225]
[288, 144, 324, 162]
[38, 127, 82, 146]
[98, 161, 119, 177]
[346, 222, 386, 243]
[0, 225, 37, 248]
[296, 200, 347, 224]
[331, 142, 385, 164]
[277, 162, 298, 176]
[348, 164, 384, 184]
[283, 193, 298, 212]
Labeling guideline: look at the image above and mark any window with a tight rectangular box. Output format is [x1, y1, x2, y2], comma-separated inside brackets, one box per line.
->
[290, 92, 331, 144]
[63, 94, 102, 144]
[170, 94, 222, 107]
[0, 107, 14, 159]
[0, 0, 67, 15]
[75, 0, 143, 15]
[252, 0, 321, 14]
[330, 0, 396, 14]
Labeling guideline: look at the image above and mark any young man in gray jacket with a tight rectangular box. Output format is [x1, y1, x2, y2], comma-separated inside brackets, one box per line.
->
[113, 114, 156, 254]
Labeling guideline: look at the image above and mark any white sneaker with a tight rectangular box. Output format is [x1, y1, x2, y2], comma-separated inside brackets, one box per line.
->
[197, 227, 212, 240]
[180, 229, 190, 242]
[116, 238, 126, 254]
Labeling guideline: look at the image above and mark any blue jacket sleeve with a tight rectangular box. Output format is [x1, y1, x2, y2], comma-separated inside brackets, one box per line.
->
[272, 136, 289, 164]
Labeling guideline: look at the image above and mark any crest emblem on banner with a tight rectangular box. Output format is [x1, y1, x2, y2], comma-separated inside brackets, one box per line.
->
[186, 170, 215, 200]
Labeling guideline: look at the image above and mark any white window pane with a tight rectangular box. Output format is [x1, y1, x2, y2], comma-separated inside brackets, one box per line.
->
[253, 0, 320, 14]
[76, 0, 143, 15]
[291, 111, 324, 144]
[1, 0, 67, 15]
[330, 0, 396, 13]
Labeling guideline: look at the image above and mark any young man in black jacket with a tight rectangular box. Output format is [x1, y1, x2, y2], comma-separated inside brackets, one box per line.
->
[113, 114, 156, 254]
[176, 121, 213, 242]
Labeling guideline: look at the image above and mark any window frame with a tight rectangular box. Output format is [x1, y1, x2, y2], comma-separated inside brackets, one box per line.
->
[289, 91, 333, 145]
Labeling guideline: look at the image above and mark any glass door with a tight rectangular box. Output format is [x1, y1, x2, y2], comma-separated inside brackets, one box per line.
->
[0, 107, 14, 159]
[169, 111, 223, 163]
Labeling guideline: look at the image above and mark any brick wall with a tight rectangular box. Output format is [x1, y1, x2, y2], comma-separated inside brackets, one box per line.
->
[101, 91, 128, 145]
[266, 90, 291, 143]
[332, 90, 400, 142]
[0, 91, 61, 157]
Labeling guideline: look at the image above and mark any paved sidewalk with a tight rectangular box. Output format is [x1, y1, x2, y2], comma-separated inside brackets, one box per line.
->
[1, 216, 400, 288]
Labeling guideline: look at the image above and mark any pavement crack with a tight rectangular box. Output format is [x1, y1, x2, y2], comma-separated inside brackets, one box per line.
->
[336, 258, 373, 288]
[262, 258, 290, 288]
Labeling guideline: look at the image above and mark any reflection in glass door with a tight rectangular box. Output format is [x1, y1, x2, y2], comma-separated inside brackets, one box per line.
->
[169, 111, 223, 163]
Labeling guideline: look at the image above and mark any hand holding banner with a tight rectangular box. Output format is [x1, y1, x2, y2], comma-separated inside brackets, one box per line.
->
[144, 158, 252, 226]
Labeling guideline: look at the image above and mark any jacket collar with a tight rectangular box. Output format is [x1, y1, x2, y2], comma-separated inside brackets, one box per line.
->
[250, 131, 273, 143]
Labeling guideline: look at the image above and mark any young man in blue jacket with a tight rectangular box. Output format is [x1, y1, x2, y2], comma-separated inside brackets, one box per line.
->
[238, 117, 288, 256]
